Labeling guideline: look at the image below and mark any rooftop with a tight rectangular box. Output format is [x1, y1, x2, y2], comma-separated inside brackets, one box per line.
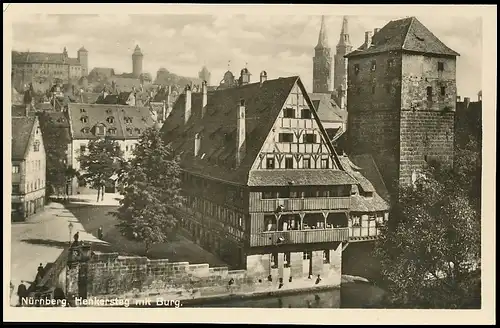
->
[12, 116, 37, 160]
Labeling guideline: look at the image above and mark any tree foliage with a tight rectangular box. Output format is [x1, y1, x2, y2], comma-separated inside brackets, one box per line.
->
[77, 137, 125, 202]
[374, 159, 481, 308]
[36, 112, 74, 199]
[113, 128, 184, 254]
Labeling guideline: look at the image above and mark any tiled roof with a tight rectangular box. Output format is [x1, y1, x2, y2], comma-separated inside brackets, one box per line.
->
[12, 51, 65, 64]
[111, 76, 142, 91]
[308, 93, 346, 122]
[248, 169, 356, 187]
[67, 103, 155, 140]
[345, 17, 459, 58]
[350, 194, 390, 212]
[80, 92, 101, 104]
[12, 116, 36, 160]
[66, 57, 81, 66]
[162, 76, 344, 185]
[88, 67, 115, 80]
[346, 154, 391, 203]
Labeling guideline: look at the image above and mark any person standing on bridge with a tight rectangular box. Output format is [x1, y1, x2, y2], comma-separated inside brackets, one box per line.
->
[97, 226, 103, 240]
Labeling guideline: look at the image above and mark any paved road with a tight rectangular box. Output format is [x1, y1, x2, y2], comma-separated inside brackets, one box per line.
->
[9, 200, 107, 306]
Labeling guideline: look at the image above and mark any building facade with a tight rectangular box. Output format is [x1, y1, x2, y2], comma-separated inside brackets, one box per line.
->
[312, 16, 332, 94]
[162, 71, 389, 279]
[11, 116, 46, 221]
[345, 17, 458, 191]
[12, 47, 87, 93]
[66, 103, 156, 194]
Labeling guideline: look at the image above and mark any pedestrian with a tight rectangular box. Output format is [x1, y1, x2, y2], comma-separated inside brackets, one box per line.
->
[17, 283, 28, 307]
[37, 263, 44, 276]
[97, 226, 103, 240]
[72, 231, 80, 246]
[315, 274, 322, 285]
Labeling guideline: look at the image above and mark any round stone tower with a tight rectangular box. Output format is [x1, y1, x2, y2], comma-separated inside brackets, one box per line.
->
[132, 45, 143, 78]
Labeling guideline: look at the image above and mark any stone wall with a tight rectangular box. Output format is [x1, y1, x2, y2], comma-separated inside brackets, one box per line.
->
[69, 243, 342, 304]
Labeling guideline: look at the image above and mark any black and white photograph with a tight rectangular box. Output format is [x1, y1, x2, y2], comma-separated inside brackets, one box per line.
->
[4, 3, 495, 325]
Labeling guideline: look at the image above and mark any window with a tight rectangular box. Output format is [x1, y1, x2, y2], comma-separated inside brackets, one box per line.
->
[126, 128, 133, 134]
[278, 190, 290, 198]
[96, 125, 105, 135]
[80, 116, 88, 123]
[352, 216, 361, 226]
[108, 128, 117, 135]
[135, 128, 141, 134]
[262, 191, 276, 199]
[80, 144, 86, 153]
[125, 145, 129, 152]
[290, 190, 300, 198]
[438, 62, 444, 71]
[283, 107, 295, 118]
[323, 250, 330, 264]
[12, 184, 20, 194]
[303, 133, 317, 144]
[12, 165, 20, 174]
[320, 158, 329, 169]
[426, 87, 433, 101]
[238, 217, 243, 228]
[301, 109, 312, 119]
[387, 59, 394, 68]
[107, 116, 115, 124]
[354, 64, 360, 75]
[285, 157, 294, 169]
[303, 157, 311, 169]
[278, 133, 293, 143]
[440, 86, 446, 96]
[266, 158, 275, 169]
[125, 117, 132, 124]
[370, 60, 376, 71]
[303, 251, 312, 260]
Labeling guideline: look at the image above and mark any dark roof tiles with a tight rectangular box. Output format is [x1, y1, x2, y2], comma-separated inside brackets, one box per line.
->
[248, 169, 356, 187]
[12, 116, 36, 160]
[345, 17, 459, 58]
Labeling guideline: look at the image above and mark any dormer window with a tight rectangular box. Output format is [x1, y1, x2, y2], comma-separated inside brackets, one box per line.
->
[82, 127, 90, 133]
[126, 127, 133, 134]
[134, 128, 141, 134]
[108, 128, 117, 135]
[96, 125, 106, 135]
[107, 116, 115, 124]
[106, 109, 112, 114]
[283, 107, 295, 118]
[80, 108, 86, 113]
[438, 62, 444, 71]
[370, 60, 376, 71]
[81, 116, 88, 123]
[124, 117, 132, 124]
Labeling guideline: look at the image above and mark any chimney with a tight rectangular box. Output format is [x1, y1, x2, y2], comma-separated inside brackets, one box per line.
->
[194, 133, 201, 157]
[364, 31, 373, 49]
[339, 85, 346, 110]
[456, 95, 461, 102]
[260, 71, 267, 85]
[201, 81, 208, 118]
[464, 97, 470, 108]
[236, 98, 246, 167]
[184, 84, 192, 124]
[374, 28, 380, 35]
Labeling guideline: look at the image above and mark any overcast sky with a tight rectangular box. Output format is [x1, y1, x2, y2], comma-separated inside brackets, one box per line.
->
[11, 14, 482, 98]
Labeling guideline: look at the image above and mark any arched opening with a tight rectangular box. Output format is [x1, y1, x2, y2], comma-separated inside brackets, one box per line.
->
[302, 213, 324, 229]
[326, 213, 348, 228]
[278, 214, 300, 231]
[264, 214, 277, 232]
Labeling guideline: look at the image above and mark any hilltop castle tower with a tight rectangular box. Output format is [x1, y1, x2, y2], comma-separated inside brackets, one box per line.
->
[334, 16, 352, 110]
[77, 46, 89, 76]
[132, 45, 143, 78]
[313, 16, 332, 94]
[199, 65, 211, 86]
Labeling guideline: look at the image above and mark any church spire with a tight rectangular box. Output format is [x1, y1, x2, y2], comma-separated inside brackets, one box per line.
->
[337, 16, 351, 46]
[315, 15, 329, 49]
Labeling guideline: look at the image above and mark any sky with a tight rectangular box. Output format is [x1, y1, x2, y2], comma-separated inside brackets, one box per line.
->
[11, 13, 482, 99]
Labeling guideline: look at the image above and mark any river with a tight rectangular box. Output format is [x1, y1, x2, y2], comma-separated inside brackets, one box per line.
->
[188, 282, 386, 308]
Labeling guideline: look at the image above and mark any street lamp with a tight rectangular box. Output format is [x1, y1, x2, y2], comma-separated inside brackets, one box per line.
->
[68, 222, 74, 246]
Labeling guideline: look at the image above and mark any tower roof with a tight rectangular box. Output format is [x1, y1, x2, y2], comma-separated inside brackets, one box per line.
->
[337, 16, 351, 46]
[345, 17, 460, 58]
[315, 15, 330, 50]
[133, 45, 143, 56]
[78, 46, 88, 52]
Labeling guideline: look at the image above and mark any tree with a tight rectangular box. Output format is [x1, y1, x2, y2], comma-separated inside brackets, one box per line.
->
[77, 137, 125, 202]
[37, 112, 71, 200]
[113, 128, 184, 255]
[374, 163, 481, 309]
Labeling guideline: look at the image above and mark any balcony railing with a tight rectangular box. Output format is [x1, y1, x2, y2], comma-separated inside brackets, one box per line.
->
[250, 227, 349, 247]
[251, 197, 350, 212]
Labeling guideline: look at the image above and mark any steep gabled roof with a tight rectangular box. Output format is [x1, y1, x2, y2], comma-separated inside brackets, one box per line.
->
[345, 17, 460, 58]
[162, 76, 344, 185]
[308, 93, 346, 123]
[67, 103, 155, 140]
[12, 116, 37, 160]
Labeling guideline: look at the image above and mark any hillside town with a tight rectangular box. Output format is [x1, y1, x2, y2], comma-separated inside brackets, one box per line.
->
[10, 15, 482, 309]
